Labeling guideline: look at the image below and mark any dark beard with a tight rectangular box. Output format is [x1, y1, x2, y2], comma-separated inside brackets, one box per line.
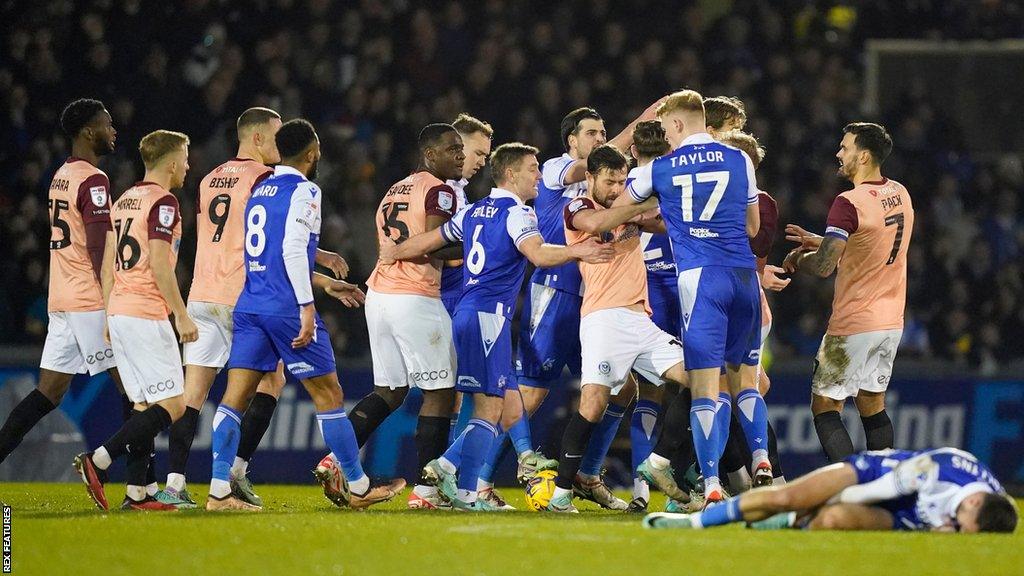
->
[307, 159, 319, 180]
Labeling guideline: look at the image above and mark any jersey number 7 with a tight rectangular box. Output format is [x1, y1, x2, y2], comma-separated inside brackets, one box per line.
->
[672, 171, 730, 222]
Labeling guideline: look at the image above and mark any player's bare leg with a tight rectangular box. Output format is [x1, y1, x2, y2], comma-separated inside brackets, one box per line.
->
[519, 384, 549, 417]
[811, 392, 855, 463]
[726, 362, 773, 487]
[231, 364, 286, 506]
[303, 372, 404, 510]
[854, 390, 893, 451]
[806, 502, 894, 531]
[207, 368, 264, 511]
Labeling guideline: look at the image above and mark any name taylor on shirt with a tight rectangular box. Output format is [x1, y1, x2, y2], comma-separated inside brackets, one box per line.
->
[668, 150, 726, 168]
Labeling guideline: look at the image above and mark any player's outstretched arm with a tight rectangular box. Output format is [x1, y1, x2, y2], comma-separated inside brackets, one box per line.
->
[837, 455, 937, 505]
[516, 235, 614, 268]
[784, 224, 823, 251]
[605, 96, 669, 159]
[783, 235, 846, 277]
[313, 272, 365, 308]
[378, 228, 449, 265]
[315, 249, 349, 279]
[149, 239, 198, 343]
[570, 196, 658, 234]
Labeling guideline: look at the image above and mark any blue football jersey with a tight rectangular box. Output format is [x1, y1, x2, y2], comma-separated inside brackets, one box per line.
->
[848, 448, 1006, 530]
[628, 133, 758, 271]
[235, 165, 321, 317]
[441, 188, 541, 319]
[529, 154, 586, 295]
[628, 167, 676, 279]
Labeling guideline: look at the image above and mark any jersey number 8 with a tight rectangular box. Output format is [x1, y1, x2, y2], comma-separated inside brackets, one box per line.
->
[246, 205, 267, 257]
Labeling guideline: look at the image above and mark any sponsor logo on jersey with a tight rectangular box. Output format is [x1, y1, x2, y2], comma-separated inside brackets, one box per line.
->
[90, 186, 107, 207]
[689, 227, 720, 239]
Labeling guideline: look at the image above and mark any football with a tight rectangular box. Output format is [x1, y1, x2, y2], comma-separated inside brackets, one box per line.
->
[524, 469, 558, 511]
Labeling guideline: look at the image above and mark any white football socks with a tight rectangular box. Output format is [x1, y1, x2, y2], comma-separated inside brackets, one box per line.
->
[231, 457, 248, 478]
[166, 473, 186, 492]
[209, 479, 231, 499]
[648, 453, 671, 470]
[349, 475, 370, 496]
[93, 447, 112, 470]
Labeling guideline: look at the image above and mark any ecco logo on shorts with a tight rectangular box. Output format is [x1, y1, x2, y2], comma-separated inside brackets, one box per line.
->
[410, 369, 450, 382]
[146, 379, 176, 394]
[85, 349, 114, 365]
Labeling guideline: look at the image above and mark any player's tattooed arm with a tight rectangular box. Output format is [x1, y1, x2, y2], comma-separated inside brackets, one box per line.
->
[784, 235, 846, 278]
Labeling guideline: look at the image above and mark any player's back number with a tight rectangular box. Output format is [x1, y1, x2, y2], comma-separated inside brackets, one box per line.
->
[245, 205, 268, 257]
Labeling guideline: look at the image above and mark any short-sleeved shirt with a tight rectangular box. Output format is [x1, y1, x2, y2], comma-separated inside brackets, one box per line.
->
[823, 178, 914, 336]
[564, 195, 651, 319]
[189, 158, 272, 306]
[47, 158, 113, 312]
[627, 167, 677, 281]
[628, 133, 758, 272]
[529, 154, 587, 295]
[440, 188, 540, 318]
[107, 182, 183, 320]
[367, 171, 456, 298]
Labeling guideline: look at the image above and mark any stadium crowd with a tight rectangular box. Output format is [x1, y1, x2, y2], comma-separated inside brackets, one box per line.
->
[1, 0, 1022, 373]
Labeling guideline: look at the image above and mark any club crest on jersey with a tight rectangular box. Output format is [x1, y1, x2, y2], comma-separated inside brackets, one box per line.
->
[90, 186, 107, 207]
[158, 205, 176, 227]
[438, 190, 453, 211]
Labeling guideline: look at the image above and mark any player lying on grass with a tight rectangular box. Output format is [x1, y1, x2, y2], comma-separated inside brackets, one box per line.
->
[644, 448, 1018, 533]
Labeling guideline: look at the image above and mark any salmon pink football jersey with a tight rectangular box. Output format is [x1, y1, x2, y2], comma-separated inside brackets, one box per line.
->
[564, 195, 650, 318]
[107, 182, 183, 320]
[824, 178, 914, 336]
[367, 171, 456, 297]
[188, 158, 272, 306]
[47, 158, 112, 312]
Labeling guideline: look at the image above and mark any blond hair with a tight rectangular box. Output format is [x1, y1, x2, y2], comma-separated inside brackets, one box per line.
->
[139, 130, 189, 169]
[452, 113, 494, 139]
[716, 129, 765, 170]
[656, 90, 705, 119]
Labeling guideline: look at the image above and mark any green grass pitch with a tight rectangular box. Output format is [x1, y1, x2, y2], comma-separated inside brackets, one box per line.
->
[2, 483, 1021, 575]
